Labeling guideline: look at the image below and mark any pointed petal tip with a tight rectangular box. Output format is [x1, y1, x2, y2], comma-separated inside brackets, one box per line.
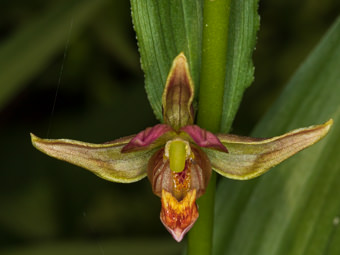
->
[324, 118, 333, 130]
[30, 133, 54, 151]
[30, 133, 41, 148]
[30, 132, 37, 140]
[318, 118, 333, 138]
[174, 52, 187, 64]
[306, 118, 333, 141]
[161, 213, 197, 243]
[169, 226, 190, 242]
[170, 228, 185, 242]
[178, 52, 185, 57]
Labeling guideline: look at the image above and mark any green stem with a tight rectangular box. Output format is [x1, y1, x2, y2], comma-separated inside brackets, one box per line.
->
[187, 0, 231, 254]
[196, 0, 231, 132]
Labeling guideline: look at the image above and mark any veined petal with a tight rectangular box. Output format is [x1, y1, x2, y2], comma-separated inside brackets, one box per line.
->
[181, 125, 228, 153]
[121, 124, 173, 152]
[205, 119, 333, 180]
[162, 53, 194, 130]
[31, 133, 158, 183]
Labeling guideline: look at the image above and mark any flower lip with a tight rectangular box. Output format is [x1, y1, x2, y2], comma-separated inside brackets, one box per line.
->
[160, 189, 198, 242]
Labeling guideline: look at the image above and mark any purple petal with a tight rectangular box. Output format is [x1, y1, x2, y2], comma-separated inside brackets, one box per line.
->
[181, 125, 228, 153]
[122, 124, 172, 152]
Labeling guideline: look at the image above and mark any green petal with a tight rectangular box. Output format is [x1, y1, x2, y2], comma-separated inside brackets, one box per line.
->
[162, 53, 195, 130]
[31, 133, 158, 183]
[204, 119, 333, 180]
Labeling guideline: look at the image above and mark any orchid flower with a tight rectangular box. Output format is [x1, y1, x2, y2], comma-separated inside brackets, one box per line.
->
[31, 53, 332, 242]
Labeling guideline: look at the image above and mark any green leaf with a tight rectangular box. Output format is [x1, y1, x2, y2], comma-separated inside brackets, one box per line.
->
[130, 0, 203, 121]
[213, 16, 340, 255]
[0, 0, 107, 110]
[220, 0, 260, 132]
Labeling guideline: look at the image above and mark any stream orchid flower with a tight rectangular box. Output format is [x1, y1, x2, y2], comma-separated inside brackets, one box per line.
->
[31, 53, 332, 242]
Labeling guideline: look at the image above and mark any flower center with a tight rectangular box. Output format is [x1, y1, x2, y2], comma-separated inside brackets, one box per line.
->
[165, 139, 191, 173]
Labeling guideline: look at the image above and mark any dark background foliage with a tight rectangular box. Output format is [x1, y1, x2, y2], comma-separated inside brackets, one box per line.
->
[0, 0, 339, 254]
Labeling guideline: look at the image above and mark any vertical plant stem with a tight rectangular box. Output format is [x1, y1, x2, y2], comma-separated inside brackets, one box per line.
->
[196, 0, 231, 132]
[187, 0, 231, 254]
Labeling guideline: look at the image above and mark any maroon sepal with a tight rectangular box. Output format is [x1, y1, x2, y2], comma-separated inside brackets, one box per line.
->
[181, 125, 228, 153]
[122, 124, 172, 152]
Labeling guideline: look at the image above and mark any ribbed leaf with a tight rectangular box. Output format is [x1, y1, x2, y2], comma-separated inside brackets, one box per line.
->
[220, 0, 260, 132]
[130, 0, 203, 121]
[214, 16, 340, 255]
[131, 0, 259, 131]
[0, 0, 107, 110]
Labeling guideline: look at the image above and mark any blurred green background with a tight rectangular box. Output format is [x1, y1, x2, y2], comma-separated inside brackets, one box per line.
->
[0, 0, 339, 254]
